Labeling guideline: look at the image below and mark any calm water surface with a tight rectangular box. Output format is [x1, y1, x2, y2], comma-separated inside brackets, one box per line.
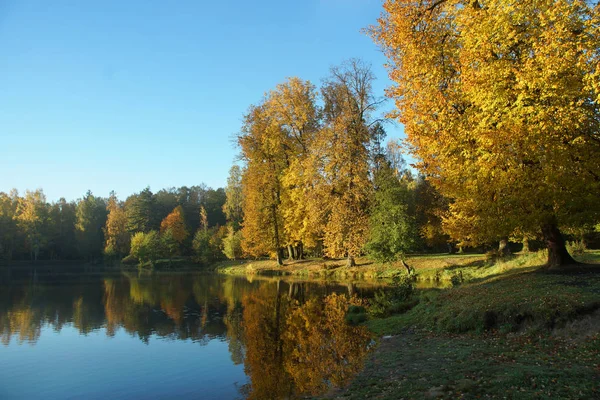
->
[0, 266, 377, 399]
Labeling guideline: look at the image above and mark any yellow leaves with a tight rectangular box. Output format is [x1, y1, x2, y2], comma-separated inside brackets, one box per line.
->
[104, 195, 129, 256]
[372, 0, 600, 242]
[243, 285, 370, 398]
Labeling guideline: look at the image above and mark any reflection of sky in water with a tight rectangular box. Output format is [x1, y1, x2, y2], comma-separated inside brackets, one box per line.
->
[1, 325, 246, 400]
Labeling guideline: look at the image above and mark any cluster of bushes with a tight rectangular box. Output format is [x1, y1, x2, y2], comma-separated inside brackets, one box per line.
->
[367, 274, 416, 318]
[124, 226, 243, 268]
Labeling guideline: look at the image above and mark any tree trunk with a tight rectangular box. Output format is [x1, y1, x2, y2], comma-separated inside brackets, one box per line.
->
[522, 238, 530, 253]
[347, 283, 356, 296]
[541, 222, 578, 268]
[276, 248, 283, 266]
[346, 254, 356, 267]
[287, 245, 294, 261]
[457, 246, 464, 254]
[401, 259, 413, 275]
[498, 238, 511, 256]
[447, 243, 455, 254]
[295, 242, 304, 260]
[271, 203, 283, 266]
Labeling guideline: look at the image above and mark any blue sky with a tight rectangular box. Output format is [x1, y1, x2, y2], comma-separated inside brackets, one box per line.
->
[0, 0, 403, 202]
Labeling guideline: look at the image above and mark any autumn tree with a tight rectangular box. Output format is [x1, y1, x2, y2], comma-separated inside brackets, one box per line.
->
[103, 192, 130, 259]
[160, 205, 189, 245]
[239, 78, 321, 264]
[192, 227, 225, 265]
[371, 0, 600, 267]
[268, 78, 321, 260]
[239, 104, 287, 265]
[14, 189, 49, 261]
[318, 59, 381, 267]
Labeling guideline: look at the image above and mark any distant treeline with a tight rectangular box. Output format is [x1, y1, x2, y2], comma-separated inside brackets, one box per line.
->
[0, 185, 227, 263]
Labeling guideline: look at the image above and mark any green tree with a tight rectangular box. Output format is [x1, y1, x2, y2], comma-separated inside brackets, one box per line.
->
[126, 187, 156, 233]
[161, 228, 179, 261]
[222, 225, 243, 260]
[130, 230, 162, 266]
[366, 158, 418, 263]
[203, 188, 227, 228]
[0, 191, 19, 261]
[75, 191, 107, 261]
[48, 198, 78, 260]
[192, 227, 225, 265]
[223, 165, 244, 230]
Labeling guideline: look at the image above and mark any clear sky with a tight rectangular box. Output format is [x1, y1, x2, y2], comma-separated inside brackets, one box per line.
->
[0, 0, 403, 202]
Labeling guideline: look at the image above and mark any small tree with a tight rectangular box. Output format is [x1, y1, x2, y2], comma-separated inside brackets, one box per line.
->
[192, 228, 223, 265]
[160, 206, 189, 246]
[130, 230, 161, 266]
[223, 226, 243, 260]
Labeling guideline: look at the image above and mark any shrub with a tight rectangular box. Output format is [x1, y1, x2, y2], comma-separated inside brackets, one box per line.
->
[346, 305, 368, 325]
[450, 271, 464, 287]
[121, 254, 138, 265]
[368, 274, 415, 317]
[566, 240, 586, 257]
[193, 227, 226, 265]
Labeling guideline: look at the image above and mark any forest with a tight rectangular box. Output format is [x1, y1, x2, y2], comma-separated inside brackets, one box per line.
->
[0, 185, 227, 265]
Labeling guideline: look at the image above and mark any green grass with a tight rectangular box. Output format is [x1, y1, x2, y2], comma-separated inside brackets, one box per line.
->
[322, 332, 600, 399]
[319, 251, 600, 399]
[368, 269, 600, 335]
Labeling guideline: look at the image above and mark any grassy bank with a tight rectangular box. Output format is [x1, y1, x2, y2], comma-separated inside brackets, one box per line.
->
[215, 251, 600, 286]
[215, 253, 488, 284]
[322, 251, 600, 399]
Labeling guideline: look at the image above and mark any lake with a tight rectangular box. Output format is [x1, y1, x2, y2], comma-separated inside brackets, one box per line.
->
[0, 266, 378, 399]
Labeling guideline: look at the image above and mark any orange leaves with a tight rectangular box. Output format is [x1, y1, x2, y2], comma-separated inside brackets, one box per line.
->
[159, 205, 188, 245]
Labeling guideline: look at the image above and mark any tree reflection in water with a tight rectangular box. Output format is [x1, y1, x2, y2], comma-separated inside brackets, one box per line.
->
[0, 271, 373, 398]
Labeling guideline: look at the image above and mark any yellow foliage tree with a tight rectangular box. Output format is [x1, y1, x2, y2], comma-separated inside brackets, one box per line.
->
[239, 78, 320, 264]
[371, 0, 600, 267]
[103, 192, 130, 258]
[317, 59, 380, 266]
[14, 189, 48, 261]
[239, 104, 287, 264]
